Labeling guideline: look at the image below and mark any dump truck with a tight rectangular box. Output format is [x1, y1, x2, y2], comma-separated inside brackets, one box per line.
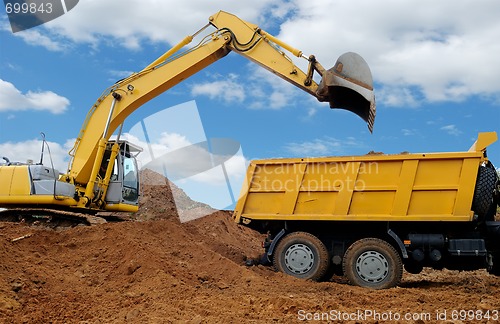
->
[234, 132, 500, 289]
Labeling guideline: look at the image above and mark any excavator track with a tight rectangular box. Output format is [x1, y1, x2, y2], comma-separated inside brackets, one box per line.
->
[0, 208, 110, 228]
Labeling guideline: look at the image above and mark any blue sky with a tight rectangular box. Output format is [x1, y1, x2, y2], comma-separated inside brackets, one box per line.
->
[1, 0, 499, 209]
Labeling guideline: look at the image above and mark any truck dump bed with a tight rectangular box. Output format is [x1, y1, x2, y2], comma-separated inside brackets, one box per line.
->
[234, 132, 497, 223]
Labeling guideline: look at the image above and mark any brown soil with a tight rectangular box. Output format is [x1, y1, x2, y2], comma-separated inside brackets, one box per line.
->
[0, 171, 499, 323]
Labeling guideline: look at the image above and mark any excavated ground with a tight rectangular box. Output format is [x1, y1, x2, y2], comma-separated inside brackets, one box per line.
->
[0, 170, 499, 323]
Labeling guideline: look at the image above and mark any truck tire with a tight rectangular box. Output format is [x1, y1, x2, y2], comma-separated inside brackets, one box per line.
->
[472, 165, 498, 222]
[273, 232, 329, 281]
[343, 238, 403, 289]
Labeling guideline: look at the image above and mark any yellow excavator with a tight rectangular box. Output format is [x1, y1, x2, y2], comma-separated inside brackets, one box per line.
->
[0, 11, 376, 224]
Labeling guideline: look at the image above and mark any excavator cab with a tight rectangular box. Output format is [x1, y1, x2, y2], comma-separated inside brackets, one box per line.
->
[104, 140, 142, 211]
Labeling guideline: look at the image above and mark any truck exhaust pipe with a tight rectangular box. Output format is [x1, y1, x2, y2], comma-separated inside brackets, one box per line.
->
[316, 52, 376, 132]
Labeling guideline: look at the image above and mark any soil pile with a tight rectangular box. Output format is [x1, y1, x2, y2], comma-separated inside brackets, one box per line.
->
[134, 169, 216, 222]
[0, 171, 499, 323]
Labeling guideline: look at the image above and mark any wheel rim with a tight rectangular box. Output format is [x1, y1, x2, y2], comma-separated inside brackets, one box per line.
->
[284, 243, 315, 274]
[355, 250, 389, 283]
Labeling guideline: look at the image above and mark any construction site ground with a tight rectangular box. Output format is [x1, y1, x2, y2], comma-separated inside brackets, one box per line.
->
[0, 170, 499, 323]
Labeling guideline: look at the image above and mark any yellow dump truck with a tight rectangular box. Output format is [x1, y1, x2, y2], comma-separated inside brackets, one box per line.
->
[234, 132, 500, 289]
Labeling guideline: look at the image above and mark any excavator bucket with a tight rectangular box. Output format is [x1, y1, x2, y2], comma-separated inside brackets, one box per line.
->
[316, 52, 376, 132]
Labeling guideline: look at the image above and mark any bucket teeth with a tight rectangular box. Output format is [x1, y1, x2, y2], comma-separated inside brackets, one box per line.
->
[368, 98, 376, 133]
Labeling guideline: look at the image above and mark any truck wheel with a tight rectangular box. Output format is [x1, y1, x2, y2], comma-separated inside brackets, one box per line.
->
[343, 238, 403, 289]
[472, 165, 498, 222]
[273, 232, 329, 281]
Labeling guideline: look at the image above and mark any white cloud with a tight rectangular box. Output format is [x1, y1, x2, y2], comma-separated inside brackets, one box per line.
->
[0, 138, 74, 172]
[402, 129, 416, 136]
[120, 132, 248, 210]
[14, 29, 68, 52]
[7, 0, 499, 107]
[0, 79, 70, 114]
[275, 0, 500, 105]
[108, 70, 134, 79]
[192, 64, 315, 111]
[0, 20, 67, 52]
[0, 131, 247, 189]
[157, 132, 192, 151]
[440, 124, 462, 136]
[288, 140, 329, 155]
[191, 74, 245, 104]
[377, 87, 419, 108]
[247, 66, 300, 110]
[188, 154, 247, 186]
[120, 132, 246, 185]
[42, 0, 282, 49]
[191, 63, 306, 110]
[284, 136, 363, 156]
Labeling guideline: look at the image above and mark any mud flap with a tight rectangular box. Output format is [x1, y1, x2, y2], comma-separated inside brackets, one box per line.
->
[265, 228, 286, 264]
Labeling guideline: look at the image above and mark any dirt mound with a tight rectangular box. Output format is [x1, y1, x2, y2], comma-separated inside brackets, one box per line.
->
[135, 169, 216, 222]
[1, 216, 499, 323]
[0, 212, 266, 322]
[0, 170, 499, 323]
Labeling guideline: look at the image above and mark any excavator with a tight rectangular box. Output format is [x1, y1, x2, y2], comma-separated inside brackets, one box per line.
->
[0, 11, 376, 225]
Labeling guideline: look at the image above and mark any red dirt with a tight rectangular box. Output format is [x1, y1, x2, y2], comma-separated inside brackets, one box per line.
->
[0, 170, 499, 323]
